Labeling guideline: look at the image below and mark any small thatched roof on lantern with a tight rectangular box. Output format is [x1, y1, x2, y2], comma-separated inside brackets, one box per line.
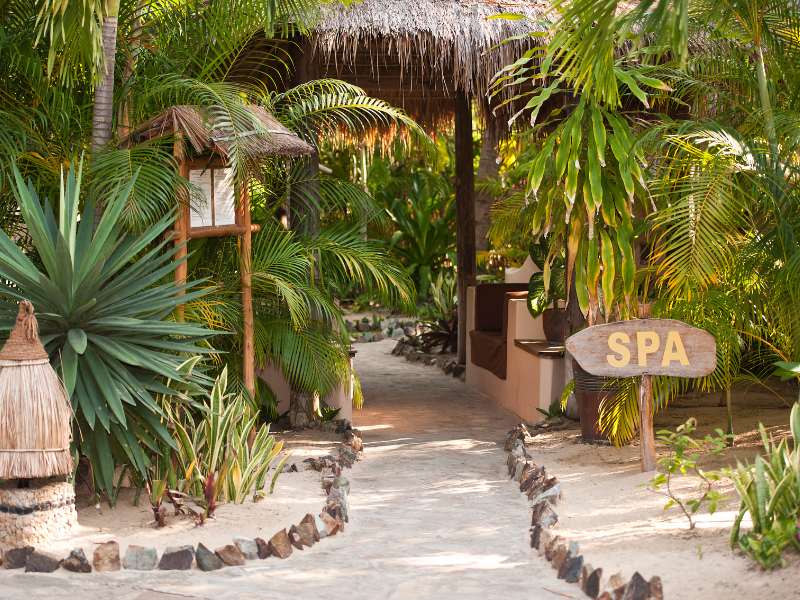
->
[308, 0, 553, 130]
[124, 105, 314, 161]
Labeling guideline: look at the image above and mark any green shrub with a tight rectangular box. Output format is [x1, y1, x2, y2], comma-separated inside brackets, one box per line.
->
[0, 163, 214, 497]
[168, 367, 287, 517]
[729, 403, 800, 569]
[647, 419, 728, 530]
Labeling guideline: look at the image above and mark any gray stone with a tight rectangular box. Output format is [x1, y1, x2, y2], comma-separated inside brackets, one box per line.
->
[560, 554, 583, 583]
[61, 548, 91, 573]
[123, 545, 158, 571]
[195, 544, 224, 571]
[314, 514, 330, 538]
[513, 460, 527, 482]
[568, 540, 580, 556]
[215, 544, 245, 566]
[649, 576, 664, 600]
[621, 572, 650, 600]
[584, 568, 603, 598]
[233, 537, 258, 560]
[158, 545, 194, 570]
[255, 537, 271, 559]
[531, 482, 561, 505]
[3, 546, 34, 569]
[93, 541, 120, 572]
[25, 551, 61, 573]
[531, 501, 559, 528]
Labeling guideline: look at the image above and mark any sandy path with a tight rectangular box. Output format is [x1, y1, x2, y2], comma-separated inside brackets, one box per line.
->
[0, 340, 575, 600]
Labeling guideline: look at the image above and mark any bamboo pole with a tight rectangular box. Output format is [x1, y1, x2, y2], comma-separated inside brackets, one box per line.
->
[239, 183, 255, 399]
[174, 144, 189, 322]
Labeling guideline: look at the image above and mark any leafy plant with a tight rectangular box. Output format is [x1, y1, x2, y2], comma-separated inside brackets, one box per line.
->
[729, 403, 800, 569]
[647, 419, 728, 530]
[419, 270, 458, 353]
[374, 164, 456, 300]
[170, 367, 287, 517]
[0, 163, 214, 497]
[527, 240, 566, 318]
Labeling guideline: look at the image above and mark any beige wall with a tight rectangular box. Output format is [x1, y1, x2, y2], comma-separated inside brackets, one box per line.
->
[466, 287, 565, 423]
[256, 362, 354, 425]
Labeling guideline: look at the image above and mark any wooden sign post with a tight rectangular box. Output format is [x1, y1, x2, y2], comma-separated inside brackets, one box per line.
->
[565, 319, 716, 471]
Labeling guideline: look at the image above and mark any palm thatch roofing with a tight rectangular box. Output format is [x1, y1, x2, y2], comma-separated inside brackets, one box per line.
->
[125, 105, 314, 161]
[308, 0, 553, 128]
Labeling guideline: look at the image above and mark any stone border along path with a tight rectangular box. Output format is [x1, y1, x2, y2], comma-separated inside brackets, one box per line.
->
[0, 431, 361, 578]
[505, 424, 664, 600]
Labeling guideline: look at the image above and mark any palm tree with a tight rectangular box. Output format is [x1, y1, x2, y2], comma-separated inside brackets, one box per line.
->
[491, 0, 800, 442]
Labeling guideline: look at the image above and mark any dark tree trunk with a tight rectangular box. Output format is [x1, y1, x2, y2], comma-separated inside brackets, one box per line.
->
[454, 92, 477, 365]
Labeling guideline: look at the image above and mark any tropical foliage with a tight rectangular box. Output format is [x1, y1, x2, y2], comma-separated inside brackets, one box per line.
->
[0, 163, 213, 496]
[367, 142, 456, 302]
[491, 0, 800, 444]
[168, 367, 288, 517]
[0, 0, 422, 495]
[729, 404, 800, 569]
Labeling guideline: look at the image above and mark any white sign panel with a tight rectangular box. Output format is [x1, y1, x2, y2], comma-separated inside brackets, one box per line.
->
[189, 169, 213, 228]
[188, 167, 236, 229]
[213, 168, 236, 226]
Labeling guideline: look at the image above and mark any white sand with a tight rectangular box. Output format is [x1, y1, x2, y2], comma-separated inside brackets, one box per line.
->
[1, 339, 795, 599]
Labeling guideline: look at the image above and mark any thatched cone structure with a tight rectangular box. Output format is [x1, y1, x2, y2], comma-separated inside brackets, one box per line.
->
[0, 301, 72, 480]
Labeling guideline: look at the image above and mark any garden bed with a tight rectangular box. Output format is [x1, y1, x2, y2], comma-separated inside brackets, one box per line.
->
[522, 386, 798, 599]
[0, 429, 352, 573]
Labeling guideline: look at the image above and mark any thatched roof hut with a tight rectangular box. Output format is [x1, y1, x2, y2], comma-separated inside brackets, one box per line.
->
[124, 105, 314, 161]
[285, 1, 554, 362]
[309, 0, 551, 128]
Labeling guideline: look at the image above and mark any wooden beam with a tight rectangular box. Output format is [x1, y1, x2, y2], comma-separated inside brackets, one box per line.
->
[173, 223, 262, 239]
[239, 183, 256, 399]
[454, 92, 476, 365]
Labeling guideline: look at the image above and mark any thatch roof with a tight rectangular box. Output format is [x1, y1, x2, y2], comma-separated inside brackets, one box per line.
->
[309, 0, 553, 128]
[125, 105, 314, 160]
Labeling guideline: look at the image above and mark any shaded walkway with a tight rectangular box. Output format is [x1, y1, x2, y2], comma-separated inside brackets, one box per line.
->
[341, 339, 574, 598]
[1, 340, 573, 600]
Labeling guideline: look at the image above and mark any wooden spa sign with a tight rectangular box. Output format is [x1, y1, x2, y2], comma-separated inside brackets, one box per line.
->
[565, 319, 716, 472]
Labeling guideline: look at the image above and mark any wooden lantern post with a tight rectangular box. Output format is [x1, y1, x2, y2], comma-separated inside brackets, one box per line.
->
[566, 319, 717, 471]
[126, 105, 313, 405]
[172, 158, 259, 399]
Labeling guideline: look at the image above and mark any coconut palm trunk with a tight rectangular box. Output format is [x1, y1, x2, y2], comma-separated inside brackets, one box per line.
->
[91, 0, 121, 152]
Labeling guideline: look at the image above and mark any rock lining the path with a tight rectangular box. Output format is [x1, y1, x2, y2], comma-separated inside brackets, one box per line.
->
[504, 424, 665, 599]
[0, 428, 365, 576]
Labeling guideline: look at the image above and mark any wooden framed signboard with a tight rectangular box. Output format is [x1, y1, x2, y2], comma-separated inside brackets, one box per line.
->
[566, 319, 716, 471]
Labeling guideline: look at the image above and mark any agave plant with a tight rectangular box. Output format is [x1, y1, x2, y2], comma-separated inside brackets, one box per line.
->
[0, 162, 215, 496]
